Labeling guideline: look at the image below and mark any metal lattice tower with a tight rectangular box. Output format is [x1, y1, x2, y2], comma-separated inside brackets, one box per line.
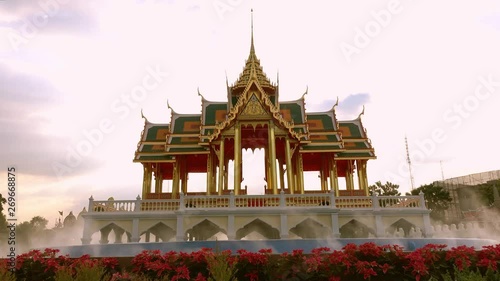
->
[405, 136, 415, 190]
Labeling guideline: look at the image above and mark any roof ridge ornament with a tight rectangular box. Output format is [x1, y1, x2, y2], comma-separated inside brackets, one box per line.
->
[197, 87, 206, 101]
[301, 86, 308, 99]
[358, 105, 365, 119]
[140, 109, 149, 123]
[167, 99, 178, 115]
[329, 96, 339, 112]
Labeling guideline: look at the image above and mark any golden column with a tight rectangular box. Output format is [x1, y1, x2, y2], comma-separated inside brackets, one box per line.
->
[345, 160, 355, 191]
[329, 156, 339, 196]
[292, 154, 298, 193]
[224, 158, 229, 191]
[233, 122, 242, 195]
[218, 138, 225, 195]
[158, 173, 163, 193]
[356, 159, 369, 196]
[264, 146, 269, 191]
[268, 122, 278, 194]
[172, 160, 180, 197]
[181, 157, 188, 194]
[298, 153, 305, 194]
[142, 163, 152, 198]
[211, 155, 217, 193]
[284, 138, 294, 194]
[154, 164, 163, 194]
[320, 155, 328, 192]
[206, 149, 213, 195]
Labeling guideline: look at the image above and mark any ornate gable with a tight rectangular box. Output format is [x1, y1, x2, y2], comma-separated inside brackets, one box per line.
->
[240, 93, 269, 119]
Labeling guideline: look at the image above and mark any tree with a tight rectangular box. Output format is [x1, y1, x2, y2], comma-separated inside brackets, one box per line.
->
[408, 184, 452, 222]
[16, 216, 49, 253]
[369, 181, 401, 196]
[0, 193, 7, 234]
[29, 216, 48, 232]
[477, 180, 500, 206]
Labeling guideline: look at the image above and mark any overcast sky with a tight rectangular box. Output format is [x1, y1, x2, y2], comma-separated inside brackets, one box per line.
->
[1, 0, 499, 225]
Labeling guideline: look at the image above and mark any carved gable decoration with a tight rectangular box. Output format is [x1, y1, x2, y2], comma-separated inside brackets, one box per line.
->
[240, 93, 268, 117]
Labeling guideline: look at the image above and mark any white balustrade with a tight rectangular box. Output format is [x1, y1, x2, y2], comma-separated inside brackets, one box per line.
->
[91, 200, 136, 212]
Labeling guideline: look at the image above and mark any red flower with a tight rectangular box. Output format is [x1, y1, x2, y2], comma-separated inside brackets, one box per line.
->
[358, 242, 383, 257]
[379, 263, 391, 274]
[194, 272, 207, 281]
[445, 245, 475, 271]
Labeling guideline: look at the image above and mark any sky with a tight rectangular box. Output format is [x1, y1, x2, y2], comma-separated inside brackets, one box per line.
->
[1, 0, 499, 226]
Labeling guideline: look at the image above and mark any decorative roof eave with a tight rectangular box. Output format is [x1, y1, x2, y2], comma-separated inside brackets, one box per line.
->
[198, 87, 206, 126]
[332, 97, 340, 130]
[341, 148, 375, 153]
[301, 87, 309, 135]
[134, 113, 170, 156]
[335, 156, 377, 160]
[206, 79, 307, 142]
[166, 144, 204, 149]
[342, 137, 369, 142]
[339, 106, 369, 138]
[163, 150, 210, 155]
[300, 149, 346, 153]
[309, 131, 340, 136]
[205, 82, 250, 142]
[280, 87, 308, 104]
[260, 88, 309, 141]
[139, 141, 167, 145]
[133, 159, 176, 163]
[303, 141, 343, 147]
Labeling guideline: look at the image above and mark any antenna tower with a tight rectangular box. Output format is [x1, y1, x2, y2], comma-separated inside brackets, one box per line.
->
[405, 136, 415, 190]
[440, 160, 445, 181]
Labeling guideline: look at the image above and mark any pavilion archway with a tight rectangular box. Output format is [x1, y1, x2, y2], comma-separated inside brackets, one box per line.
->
[236, 218, 280, 240]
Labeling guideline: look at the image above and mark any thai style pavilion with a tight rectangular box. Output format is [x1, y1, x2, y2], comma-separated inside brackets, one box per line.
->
[133, 30, 375, 200]
[80, 16, 432, 245]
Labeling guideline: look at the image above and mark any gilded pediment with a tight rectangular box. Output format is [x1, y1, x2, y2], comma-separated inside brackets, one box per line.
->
[240, 93, 268, 118]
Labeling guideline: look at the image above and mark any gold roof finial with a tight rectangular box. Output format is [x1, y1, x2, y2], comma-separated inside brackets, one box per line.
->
[140, 109, 149, 123]
[250, 8, 254, 56]
[358, 105, 365, 119]
[231, 9, 274, 91]
[197, 87, 205, 99]
[301, 85, 308, 99]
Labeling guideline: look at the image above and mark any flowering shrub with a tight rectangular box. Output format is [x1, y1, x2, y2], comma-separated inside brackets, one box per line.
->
[3, 243, 500, 281]
[131, 248, 211, 280]
[12, 248, 118, 281]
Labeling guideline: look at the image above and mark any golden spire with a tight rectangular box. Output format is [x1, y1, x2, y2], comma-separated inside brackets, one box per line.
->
[231, 9, 275, 92]
[250, 8, 254, 56]
[247, 8, 257, 69]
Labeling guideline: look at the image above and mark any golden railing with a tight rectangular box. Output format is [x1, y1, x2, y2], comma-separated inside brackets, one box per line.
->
[88, 193, 426, 213]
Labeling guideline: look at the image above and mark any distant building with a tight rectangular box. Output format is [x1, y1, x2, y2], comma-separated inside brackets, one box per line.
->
[434, 170, 500, 223]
